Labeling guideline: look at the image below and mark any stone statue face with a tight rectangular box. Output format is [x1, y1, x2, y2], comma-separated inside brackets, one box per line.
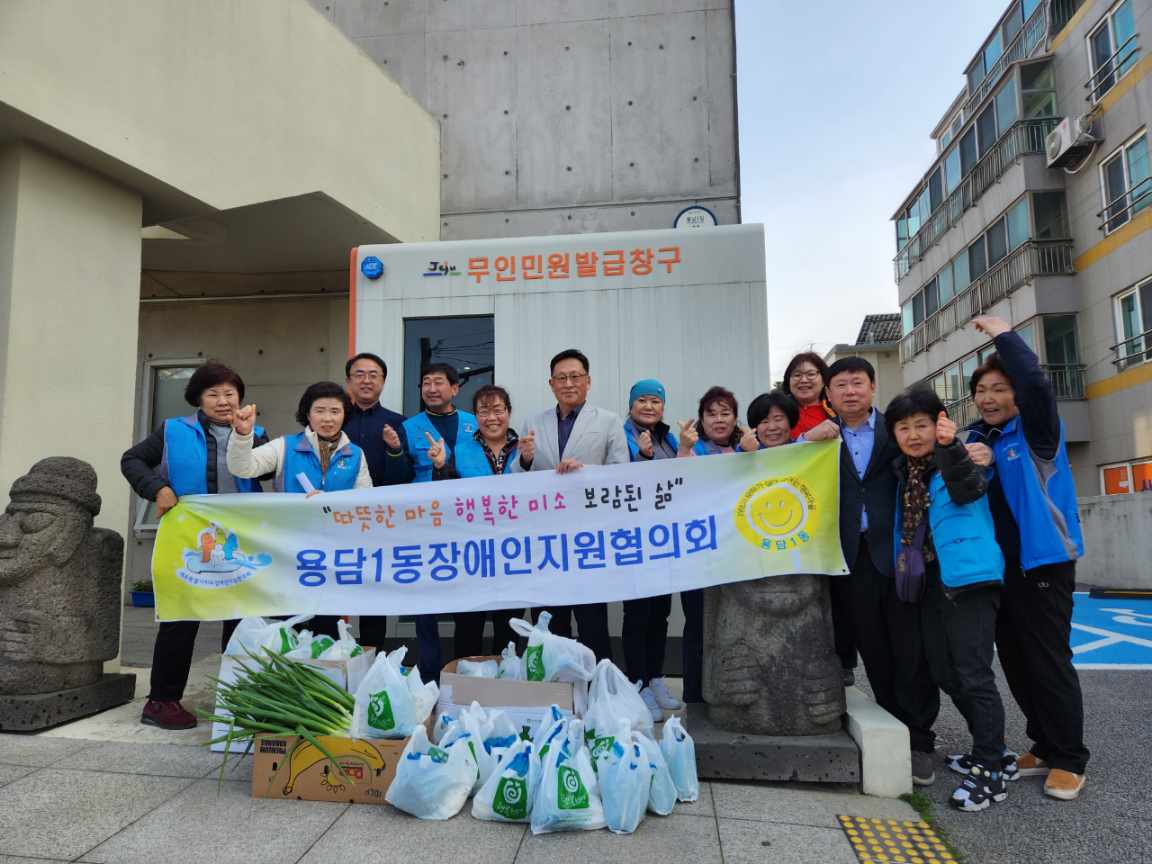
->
[724, 573, 821, 618]
[0, 499, 87, 586]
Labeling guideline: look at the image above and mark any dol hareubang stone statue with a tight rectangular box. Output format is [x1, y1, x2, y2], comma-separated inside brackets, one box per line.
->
[702, 574, 845, 736]
[0, 458, 134, 729]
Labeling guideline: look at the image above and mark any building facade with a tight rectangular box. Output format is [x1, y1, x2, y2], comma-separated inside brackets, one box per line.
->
[893, 0, 1152, 496]
[824, 314, 903, 411]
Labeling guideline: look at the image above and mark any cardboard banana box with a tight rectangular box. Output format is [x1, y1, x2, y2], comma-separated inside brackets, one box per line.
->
[251, 732, 408, 805]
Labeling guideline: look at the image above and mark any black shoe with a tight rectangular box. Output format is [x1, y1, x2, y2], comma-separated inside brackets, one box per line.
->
[841, 668, 855, 687]
[949, 762, 1007, 812]
[946, 750, 1019, 781]
[912, 750, 935, 787]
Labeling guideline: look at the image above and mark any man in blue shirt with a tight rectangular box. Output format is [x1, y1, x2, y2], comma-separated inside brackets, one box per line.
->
[806, 356, 939, 787]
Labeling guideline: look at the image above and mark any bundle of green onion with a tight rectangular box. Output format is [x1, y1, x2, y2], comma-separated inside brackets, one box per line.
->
[203, 650, 355, 782]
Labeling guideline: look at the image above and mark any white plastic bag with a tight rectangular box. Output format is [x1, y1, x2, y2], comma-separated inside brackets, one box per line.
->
[585, 658, 654, 740]
[599, 722, 652, 835]
[440, 702, 494, 792]
[509, 612, 596, 684]
[472, 738, 537, 823]
[530, 719, 606, 835]
[484, 710, 521, 755]
[457, 658, 499, 678]
[660, 716, 699, 802]
[431, 710, 458, 744]
[385, 725, 477, 820]
[316, 619, 363, 660]
[639, 733, 678, 815]
[497, 641, 523, 680]
[224, 614, 311, 656]
[351, 647, 439, 739]
[532, 705, 569, 761]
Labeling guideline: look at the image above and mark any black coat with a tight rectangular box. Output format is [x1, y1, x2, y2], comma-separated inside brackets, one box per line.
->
[837, 411, 900, 578]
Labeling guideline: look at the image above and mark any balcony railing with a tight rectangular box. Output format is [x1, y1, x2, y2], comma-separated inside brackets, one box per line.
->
[1098, 175, 1152, 234]
[1085, 31, 1141, 102]
[900, 239, 1075, 362]
[1051, 0, 1084, 38]
[947, 395, 982, 428]
[1041, 363, 1087, 399]
[1112, 328, 1152, 369]
[965, 2, 1049, 113]
[895, 119, 1059, 280]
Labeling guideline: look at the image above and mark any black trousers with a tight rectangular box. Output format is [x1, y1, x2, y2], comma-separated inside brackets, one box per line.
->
[996, 559, 1089, 774]
[850, 538, 939, 753]
[452, 611, 519, 659]
[622, 594, 672, 686]
[531, 603, 612, 663]
[680, 589, 704, 703]
[308, 616, 388, 648]
[921, 573, 1005, 765]
[829, 574, 858, 671]
[148, 619, 239, 702]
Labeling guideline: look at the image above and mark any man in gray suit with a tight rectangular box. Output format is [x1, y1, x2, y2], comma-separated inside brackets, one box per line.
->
[514, 348, 630, 661]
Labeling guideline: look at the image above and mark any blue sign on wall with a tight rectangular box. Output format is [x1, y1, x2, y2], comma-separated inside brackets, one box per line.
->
[360, 256, 384, 280]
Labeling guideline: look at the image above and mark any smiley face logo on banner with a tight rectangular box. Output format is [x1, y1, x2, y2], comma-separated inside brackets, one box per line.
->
[734, 476, 816, 552]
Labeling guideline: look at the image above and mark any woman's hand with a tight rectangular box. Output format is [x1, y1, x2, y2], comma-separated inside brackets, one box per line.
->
[965, 443, 995, 467]
[738, 426, 759, 452]
[155, 486, 178, 517]
[935, 411, 957, 446]
[638, 429, 654, 458]
[677, 420, 699, 455]
[424, 432, 447, 470]
[233, 404, 257, 436]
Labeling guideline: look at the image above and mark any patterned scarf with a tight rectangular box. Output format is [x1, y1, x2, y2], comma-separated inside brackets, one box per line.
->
[316, 434, 341, 474]
[900, 455, 936, 560]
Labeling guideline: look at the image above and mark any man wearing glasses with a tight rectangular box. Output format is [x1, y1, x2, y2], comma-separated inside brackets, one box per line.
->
[342, 352, 413, 650]
[514, 348, 630, 661]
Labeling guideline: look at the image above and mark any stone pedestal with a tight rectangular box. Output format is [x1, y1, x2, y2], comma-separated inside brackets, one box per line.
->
[685, 703, 860, 784]
[0, 673, 136, 732]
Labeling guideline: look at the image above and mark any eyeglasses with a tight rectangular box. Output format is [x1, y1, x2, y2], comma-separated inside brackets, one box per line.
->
[351, 371, 382, 381]
[476, 407, 508, 418]
[551, 373, 588, 385]
[789, 370, 822, 381]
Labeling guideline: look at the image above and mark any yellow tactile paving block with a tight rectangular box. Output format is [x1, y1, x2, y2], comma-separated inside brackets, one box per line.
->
[838, 814, 958, 864]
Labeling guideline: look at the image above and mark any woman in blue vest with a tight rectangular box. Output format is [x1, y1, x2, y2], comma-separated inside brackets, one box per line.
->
[429, 384, 525, 660]
[961, 315, 1088, 802]
[887, 386, 1007, 813]
[676, 386, 758, 704]
[228, 382, 371, 640]
[120, 362, 267, 730]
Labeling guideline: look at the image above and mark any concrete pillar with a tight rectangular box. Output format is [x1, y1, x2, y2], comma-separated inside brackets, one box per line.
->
[0, 142, 142, 554]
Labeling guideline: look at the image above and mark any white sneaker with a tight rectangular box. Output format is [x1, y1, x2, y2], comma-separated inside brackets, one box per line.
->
[639, 687, 664, 723]
[648, 677, 684, 710]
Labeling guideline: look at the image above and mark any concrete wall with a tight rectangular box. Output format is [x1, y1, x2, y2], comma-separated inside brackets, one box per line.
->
[0, 0, 440, 241]
[309, 0, 739, 239]
[1077, 493, 1152, 589]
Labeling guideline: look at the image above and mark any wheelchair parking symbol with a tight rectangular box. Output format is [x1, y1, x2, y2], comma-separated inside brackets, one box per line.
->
[1070, 594, 1152, 669]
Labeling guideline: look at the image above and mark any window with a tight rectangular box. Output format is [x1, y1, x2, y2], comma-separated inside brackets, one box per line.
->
[938, 261, 955, 304]
[896, 215, 908, 251]
[953, 248, 971, 291]
[402, 315, 495, 417]
[1021, 60, 1058, 118]
[1016, 321, 1036, 351]
[986, 217, 1008, 266]
[969, 235, 988, 279]
[994, 78, 1019, 134]
[944, 362, 963, 402]
[960, 127, 979, 175]
[984, 30, 1004, 74]
[924, 277, 940, 317]
[1004, 3, 1024, 43]
[902, 301, 915, 335]
[1114, 278, 1152, 365]
[1102, 460, 1152, 494]
[1007, 196, 1031, 250]
[944, 145, 962, 195]
[928, 168, 943, 212]
[1088, 0, 1139, 102]
[912, 292, 925, 326]
[967, 59, 985, 95]
[1033, 190, 1069, 239]
[1100, 132, 1150, 233]
[133, 360, 204, 533]
[977, 104, 998, 156]
[1044, 315, 1080, 365]
[1023, 0, 1043, 19]
[961, 354, 979, 388]
[931, 372, 949, 402]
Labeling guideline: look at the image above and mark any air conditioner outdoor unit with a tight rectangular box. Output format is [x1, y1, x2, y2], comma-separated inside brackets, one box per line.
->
[1047, 115, 1100, 168]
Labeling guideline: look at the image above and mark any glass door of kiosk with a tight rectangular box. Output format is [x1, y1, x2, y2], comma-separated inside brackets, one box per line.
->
[402, 316, 495, 417]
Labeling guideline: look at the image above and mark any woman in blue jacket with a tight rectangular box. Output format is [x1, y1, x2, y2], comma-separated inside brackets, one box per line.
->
[120, 362, 267, 730]
[887, 386, 1007, 812]
[430, 384, 526, 659]
[962, 315, 1087, 802]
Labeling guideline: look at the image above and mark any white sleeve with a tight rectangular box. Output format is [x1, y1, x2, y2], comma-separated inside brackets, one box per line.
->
[355, 453, 373, 489]
[227, 432, 284, 479]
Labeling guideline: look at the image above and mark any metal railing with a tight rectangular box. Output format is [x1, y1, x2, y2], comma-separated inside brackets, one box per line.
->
[900, 239, 1075, 362]
[947, 396, 982, 428]
[895, 119, 1059, 279]
[1112, 328, 1152, 369]
[965, 3, 1049, 113]
[1085, 31, 1141, 102]
[1051, 0, 1084, 36]
[1098, 175, 1152, 234]
[1041, 363, 1087, 399]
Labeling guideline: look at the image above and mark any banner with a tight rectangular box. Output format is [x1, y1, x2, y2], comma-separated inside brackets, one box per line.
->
[152, 442, 848, 621]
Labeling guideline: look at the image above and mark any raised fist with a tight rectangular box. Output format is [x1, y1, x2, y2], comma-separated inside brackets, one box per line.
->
[233, 404, 257, 436]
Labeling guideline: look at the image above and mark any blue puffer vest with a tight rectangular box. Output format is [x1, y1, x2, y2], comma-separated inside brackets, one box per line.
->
[162, 415, 262, 496]
[278, 432, 363, 493]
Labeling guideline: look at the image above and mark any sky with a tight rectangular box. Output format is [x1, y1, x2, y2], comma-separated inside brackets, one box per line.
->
[734, 0, 1010, 378]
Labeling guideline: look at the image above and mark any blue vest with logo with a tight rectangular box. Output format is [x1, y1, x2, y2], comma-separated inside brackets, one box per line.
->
[990, 416, 1084, 570]
[452, 435, 518, 478]
[162, 415, 263, 496]
[403, 410, 479, 483]
[278, 432, 363, 493]
[893, 470, 1004, 590]
[624, 419, 679, 461]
